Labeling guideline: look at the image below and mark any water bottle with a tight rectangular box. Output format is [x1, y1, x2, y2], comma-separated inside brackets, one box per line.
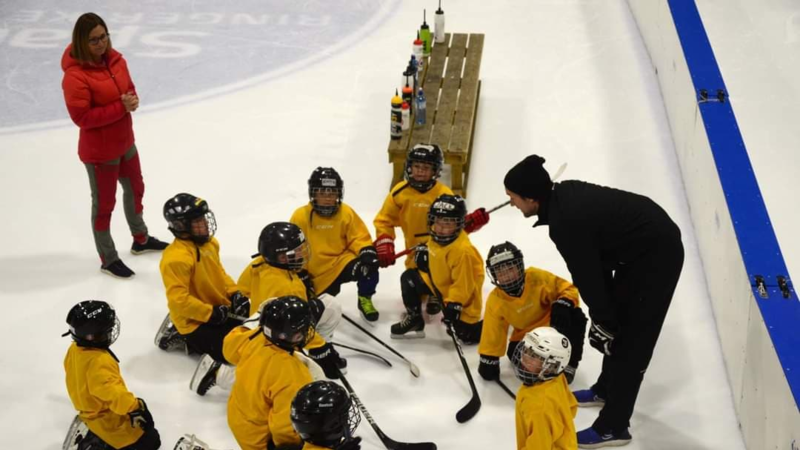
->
[416, 87, 426, 126]
[391, 90, 403, 139]
[401, 101, 410, 131]
[420, 10, 432, 57]
[435, 0, 446, 44]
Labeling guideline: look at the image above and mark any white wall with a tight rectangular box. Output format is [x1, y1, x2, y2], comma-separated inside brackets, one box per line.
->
[625, 0, 800, 448]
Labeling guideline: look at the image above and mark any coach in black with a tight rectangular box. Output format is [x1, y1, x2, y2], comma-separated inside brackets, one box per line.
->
[503, 155, 684, 448]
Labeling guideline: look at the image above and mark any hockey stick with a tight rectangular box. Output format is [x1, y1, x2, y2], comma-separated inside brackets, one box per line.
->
[495, 378, 517, 400]
[342, 314, 421, 377]
[338, 372, 438, 450]
[408, 200, 513, 240]
[446, 322, 481, 423]
[331, 341, 393, 368]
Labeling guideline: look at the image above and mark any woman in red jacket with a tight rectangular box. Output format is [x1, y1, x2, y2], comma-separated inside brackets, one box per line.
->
[62, 13, 167, 279]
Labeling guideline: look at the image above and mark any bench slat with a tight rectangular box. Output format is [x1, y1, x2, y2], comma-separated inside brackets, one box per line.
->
[449, 34, 484, 157]
[429, 33, 468, 153]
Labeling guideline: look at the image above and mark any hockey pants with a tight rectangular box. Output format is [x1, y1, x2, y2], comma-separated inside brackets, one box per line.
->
[321, 258, 379, 298]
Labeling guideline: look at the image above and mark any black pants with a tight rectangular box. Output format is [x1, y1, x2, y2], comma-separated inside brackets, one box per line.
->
[322, 258, 379, 297]
[401, 268, 482, 343]
[81, 427, 161, 450]
[183, 318, 240, 363]
[590, 233, 684, 434]
[506, 306, 587, 368]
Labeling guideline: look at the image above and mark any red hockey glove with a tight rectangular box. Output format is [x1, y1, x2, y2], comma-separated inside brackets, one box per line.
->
[464, 208, 489, 233]
[374, 235, 396, 268]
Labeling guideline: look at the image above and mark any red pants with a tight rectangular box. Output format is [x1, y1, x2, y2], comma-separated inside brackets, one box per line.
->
[84, 145, 149, 264]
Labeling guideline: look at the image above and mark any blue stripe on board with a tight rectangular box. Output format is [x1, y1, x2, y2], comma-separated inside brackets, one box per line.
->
[667, 0, 800, 407]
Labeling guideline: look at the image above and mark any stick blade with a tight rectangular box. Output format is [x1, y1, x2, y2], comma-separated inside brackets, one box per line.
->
[388, 441, 438, 450]
[455, 394, 481, 423]
[409, 362, 421, 378]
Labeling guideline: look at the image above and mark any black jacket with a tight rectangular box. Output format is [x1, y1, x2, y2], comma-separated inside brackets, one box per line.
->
[535, 180, 681, 326]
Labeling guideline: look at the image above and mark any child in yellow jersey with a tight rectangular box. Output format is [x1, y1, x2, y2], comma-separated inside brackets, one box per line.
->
[390, 194, 484, 344]
[155, 193, 250, 396]
[224, 296, 324, 450]
[479, 241, 587, 384]
[513, 327, 578, 450]
[290, 167, 380, 324]
[291, 380, 363, 450]
[237, 221, 346, 379]
[374, 144, 490, 316]
[62, 300, 161, 450]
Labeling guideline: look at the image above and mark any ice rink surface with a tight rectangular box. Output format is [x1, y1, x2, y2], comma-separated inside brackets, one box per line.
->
[0, 1, 753, 448]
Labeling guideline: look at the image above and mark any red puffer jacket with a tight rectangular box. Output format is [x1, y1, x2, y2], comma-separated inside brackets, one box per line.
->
[61, 45, 136, 163]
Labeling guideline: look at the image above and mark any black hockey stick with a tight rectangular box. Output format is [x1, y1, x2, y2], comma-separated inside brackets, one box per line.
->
[446, 322, 481, 423]
[342, 314, 421, 377]
[495, 378, 516, 400]
[338, 372, 437, 450]
[331, 341, 393, 368]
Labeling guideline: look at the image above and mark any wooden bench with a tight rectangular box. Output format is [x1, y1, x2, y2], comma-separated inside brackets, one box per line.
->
[387, 33, 484, 197]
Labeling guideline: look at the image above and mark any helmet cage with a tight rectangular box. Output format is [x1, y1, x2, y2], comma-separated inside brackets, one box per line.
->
[405, 144, 443, 192]
[512, 328, 571, 385]
[486, 248, 526, 296]
[169, 211, 217, 245]
[309, 186, 343, 217]
[427, 214, 464, 245]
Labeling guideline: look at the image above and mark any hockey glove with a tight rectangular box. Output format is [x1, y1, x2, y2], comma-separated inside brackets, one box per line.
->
[442, 302, 462, 325]
[414, 244, 429, 273]
[352, 247, 379, 278]
[309, 297, 326, 326]
[337, 437, 362, 450]
[374, 235, 396, 268]
[478, 355, 500, 381]
[308, 343, 343, 380]
[563, 365, 577, 384]
[464, 207, 490, 233]
[549, 298, 574, 334]
[297, 269, 316, 299]
[588, 322, 615, 356]
[208, 305, 230, 325]
[129, 398, 154, 430]
[229, 291, 251, 318]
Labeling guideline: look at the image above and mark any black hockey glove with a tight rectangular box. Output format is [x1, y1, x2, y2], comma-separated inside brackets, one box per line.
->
[353, 246, 379, 278]
[229, 291, 251, 318]
[129, 398, 155, 430]
[442, 302, 462, 325]
[208, 305, 230, 325]
[563, 365, 577, 384]
[549, 298, 574, 334]
[588, 322, 615, 356]
[297, 269, 316, 299]
[336, 437, 362, 450]
[414, 244, 429, 273]
[308, 343, 343, 380]
[478, 355, 500, 381]
[309, 297, 325, 325]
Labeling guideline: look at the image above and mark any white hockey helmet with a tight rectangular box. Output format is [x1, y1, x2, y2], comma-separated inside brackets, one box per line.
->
[512, 326, 571, 384]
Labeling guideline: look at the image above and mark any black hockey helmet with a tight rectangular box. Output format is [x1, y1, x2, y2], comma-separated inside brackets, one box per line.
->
[258, 222, 309, 272]
[308, 167, 344, 217]
[427, 194, 467, 245]
[63, 300, 120, 349]
[291, 380, 361, 448]
[259, 296, 314, 352]
[163, 193, 217, 244]
[405, 143, 443, 192]
[486, 241, 526, 297]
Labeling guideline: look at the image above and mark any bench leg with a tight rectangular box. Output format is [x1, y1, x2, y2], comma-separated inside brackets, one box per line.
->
[392, 158, 406, 189]
[452, 162, 464, 197]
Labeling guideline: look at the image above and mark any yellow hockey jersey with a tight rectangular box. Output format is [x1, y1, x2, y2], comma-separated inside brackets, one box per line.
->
[373, 180, 453, 269]
[64, 343, 143, 449]
[427, 231, 484, 324]
[515, 375, 578, 450]
[224, 327, 313, 450]
[236, 257, 326, 350]
[479, 267, 579, 358]
[290, 203, 373, 294]
[159, 237, 239, 335]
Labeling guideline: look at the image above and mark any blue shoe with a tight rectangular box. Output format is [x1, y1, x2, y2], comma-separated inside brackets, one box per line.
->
[573, 388, 606, 407]
[577, 427, 632, 448]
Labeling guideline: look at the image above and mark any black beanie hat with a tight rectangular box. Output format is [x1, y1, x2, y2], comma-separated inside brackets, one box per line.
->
[503, 155, 553, 200]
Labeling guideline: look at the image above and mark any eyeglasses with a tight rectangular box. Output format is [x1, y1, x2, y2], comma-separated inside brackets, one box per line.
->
[88, 33, 110, 46]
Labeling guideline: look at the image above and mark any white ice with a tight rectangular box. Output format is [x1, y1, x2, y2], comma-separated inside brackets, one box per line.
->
[0, 0, 754, 448]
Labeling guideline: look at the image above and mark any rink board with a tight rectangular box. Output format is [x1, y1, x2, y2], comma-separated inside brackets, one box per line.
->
[626, 0, 800, 448]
